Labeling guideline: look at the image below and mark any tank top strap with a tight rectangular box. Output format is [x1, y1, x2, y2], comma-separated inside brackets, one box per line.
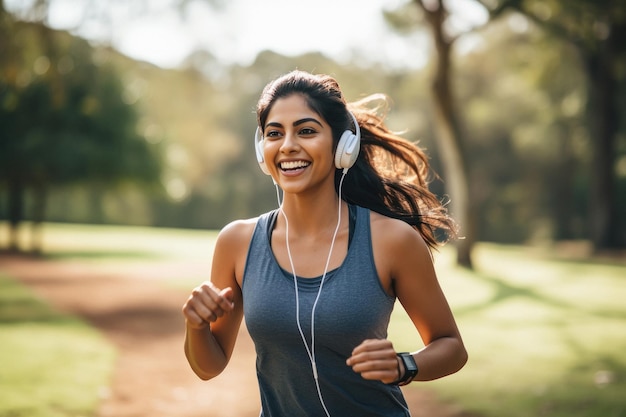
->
[263, 204, 358, 247]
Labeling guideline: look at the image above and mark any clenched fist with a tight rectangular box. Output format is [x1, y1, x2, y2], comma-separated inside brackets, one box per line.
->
[346, 339, 401, 384]
[182, 281, 235, 330]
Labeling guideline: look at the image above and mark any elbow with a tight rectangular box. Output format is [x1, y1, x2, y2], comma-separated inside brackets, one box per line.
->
[453, 340, 468, 374]
[194, 368, 219, 381]
[438, 336, 468, 377]
[185, 352, 226, 381]
[184, 338, 228, 381]
[458, 345, 469, 371]
[188, 360, 226, 381]
[419, 336, 468, 380]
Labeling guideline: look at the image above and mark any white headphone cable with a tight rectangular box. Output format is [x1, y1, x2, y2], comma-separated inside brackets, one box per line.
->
[277, 168, 348, 417]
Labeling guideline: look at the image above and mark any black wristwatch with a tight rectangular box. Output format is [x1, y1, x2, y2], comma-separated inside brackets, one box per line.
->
[392, 352, 418, 386]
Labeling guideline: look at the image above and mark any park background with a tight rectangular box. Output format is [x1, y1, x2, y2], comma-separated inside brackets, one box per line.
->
[1, 0, 625, 416]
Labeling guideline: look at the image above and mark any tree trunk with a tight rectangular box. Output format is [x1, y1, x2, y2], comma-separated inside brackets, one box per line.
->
[7, 177, 24, 252]
[30, 182, 48, 255]
[416, 0, 475, 268]
[552, 129, 577, 240]
[479, 0, 625, 249]
[584, 50, 620, 250]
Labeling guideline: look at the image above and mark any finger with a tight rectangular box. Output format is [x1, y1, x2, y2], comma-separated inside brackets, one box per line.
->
[201, 283, 235, 312]
[351, 339, 394, 355]
[360, 368, 399, 384]
[347, 339, 395, 365]
[218, 287, 235, 309]
[193, 299, 220, 322]
[182, 284, 227, 325]
[346, 339, 399, 383]
[185, 312, 210, 329]
[181, 300, 210, 329]
[347, 354, 399, 383]
[194, 284, 233, 319]
[348, 353, 397, 372]
[189, 286, 220, 318]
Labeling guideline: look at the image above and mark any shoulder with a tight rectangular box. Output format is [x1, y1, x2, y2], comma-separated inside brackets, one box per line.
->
[212, 215, 266, 287]
[369, 210, 433, 282]
[369, 210, 429, 252]
[216, 216, 261, 250]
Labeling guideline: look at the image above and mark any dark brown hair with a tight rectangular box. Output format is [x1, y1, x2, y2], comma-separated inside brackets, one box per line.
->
[257, 70, 457, 249]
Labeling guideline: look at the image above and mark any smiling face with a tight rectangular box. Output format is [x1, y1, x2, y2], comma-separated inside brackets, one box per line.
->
[262, 94, 336, 194]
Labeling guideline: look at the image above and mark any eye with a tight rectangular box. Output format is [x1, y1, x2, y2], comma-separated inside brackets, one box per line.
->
[265, 130, 282, 140]
[299, 127, 317, 136]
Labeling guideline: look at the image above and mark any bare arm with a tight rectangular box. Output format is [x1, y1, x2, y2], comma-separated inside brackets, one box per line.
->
[182, 220, 254, 380]
[347, 215, 467, 383]
[391, 224, 467, 381]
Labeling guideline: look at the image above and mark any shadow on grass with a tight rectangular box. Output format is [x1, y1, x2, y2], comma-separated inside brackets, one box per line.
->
[453, 271, 570, 316]
[447, 263, 626, 417]
[0, 276, 184, 339]
[536, 353, 626, 417]
[454, 270, 626, 321]
[0, 289, 74, 325]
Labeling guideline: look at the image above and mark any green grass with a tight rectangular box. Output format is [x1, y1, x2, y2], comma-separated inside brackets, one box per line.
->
[1, 222, 625, 417]
[0, 221, 220, 287]
[390, 243, 626, 417]
[0, 273, 115, 417]
[0, 221, 218, 262]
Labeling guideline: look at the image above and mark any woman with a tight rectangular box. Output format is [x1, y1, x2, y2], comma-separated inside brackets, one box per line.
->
[182, 70, 467, 416]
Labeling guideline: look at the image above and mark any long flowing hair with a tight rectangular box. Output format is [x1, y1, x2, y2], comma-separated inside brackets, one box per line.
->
[257, 70, 457, 249]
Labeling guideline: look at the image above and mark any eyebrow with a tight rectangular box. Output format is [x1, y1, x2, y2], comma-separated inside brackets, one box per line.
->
[266, 117, 324, 129]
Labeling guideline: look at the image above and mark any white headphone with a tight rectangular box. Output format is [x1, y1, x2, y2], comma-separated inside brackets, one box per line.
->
[261, 111, 360, 417]
[254, 111, 361, 175]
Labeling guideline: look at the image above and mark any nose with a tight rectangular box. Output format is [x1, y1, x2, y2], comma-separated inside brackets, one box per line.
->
[280, 130, 300, 154]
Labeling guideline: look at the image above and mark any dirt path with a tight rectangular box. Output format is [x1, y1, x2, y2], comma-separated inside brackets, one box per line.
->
[1, 255, 465, 417]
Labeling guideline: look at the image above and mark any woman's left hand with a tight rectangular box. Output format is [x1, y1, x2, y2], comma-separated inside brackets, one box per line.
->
[346, 339, 400, 384]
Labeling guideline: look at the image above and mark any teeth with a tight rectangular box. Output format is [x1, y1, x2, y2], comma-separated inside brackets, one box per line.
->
[280, 161, 310, 170]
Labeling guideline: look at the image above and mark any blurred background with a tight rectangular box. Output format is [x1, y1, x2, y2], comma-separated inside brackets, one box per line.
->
[1, 2, 626, 417]
[1, 0, 624, 264]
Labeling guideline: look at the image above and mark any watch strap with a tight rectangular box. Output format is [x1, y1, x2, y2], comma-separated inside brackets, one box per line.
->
[390, 352, 418, 386]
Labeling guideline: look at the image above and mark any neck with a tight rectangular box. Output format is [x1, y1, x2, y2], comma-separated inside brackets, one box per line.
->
[274, 168, 350, 237]
[279, 191, 344, 237]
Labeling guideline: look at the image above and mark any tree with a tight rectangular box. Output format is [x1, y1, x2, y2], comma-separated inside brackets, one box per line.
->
[385, 0, 477, 268]
[0, 3, 28, 251]
[0, 19, 162, 253]
[455, 19, 589, 243]
[475, 0, 626, 249]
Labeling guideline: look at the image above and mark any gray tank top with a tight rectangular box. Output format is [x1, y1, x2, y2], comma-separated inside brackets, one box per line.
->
[242, 205, 410, 416]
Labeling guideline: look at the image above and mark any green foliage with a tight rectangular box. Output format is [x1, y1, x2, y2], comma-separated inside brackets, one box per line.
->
[0, 273, 115, 417]
[1, 3, 624, 247]
[0, 19, 162, 238]
[473, 0, 626, 249]
[1, 23, 161, 185]
[484, 0, 626, 48]
[457, 18, 590, 243]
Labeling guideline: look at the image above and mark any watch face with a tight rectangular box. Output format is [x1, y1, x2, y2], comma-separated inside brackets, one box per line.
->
[401, 353, 418, 372]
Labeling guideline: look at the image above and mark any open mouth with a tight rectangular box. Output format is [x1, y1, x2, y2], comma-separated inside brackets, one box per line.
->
[279, 160, 311, 171]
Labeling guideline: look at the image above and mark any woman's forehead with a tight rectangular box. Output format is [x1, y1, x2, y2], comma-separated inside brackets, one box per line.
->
[266, 95, 324, 124]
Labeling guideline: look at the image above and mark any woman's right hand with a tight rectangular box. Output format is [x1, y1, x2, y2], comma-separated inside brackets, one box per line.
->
[182, 281, 235, 330]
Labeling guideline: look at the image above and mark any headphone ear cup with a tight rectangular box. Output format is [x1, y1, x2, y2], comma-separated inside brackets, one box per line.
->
[335, 111, 361, 170]
[335, 130, 360, 169]
[254, 127, 271, 175]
